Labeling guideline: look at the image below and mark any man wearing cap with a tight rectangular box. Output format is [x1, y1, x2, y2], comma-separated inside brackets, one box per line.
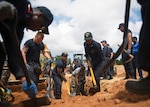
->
[118, 23, 135, 79]
[52, 52, 68, 99]
[84, 32, 103, 94]
[0, 0, 53, 101]
[101, 40, 113, 80]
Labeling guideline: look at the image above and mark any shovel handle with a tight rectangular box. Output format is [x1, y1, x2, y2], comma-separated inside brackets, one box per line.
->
[65, 81, 70, 95]
[87, 60, 97, 87]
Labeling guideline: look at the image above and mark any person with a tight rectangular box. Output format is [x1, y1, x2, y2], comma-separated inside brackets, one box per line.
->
[101, 40, 113, 80]
[0, 0, 53, 100]
[84, 32, 103, 94]
[125, 0, 150, 94]
[73, 58, 81, 70]
[52, 52, 68, 99]
[40, 43, 53, 77]
[83, 60, 90, 76]
[132, 36, 143, 80]
[118, 23, 135, 79]
[1, 43, 10, 87]
[39, 44, 54, 98]
[21, 32, 53, 85]
[107, 44, 115, 77]
[71, 64, 87, 96]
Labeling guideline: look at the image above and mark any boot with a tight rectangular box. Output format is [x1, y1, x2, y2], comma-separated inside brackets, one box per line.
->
[55, 94, 61, 99]
[125, 75, 150, 94]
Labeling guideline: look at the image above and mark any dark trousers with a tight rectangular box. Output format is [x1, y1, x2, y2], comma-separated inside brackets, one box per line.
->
[103, 57, 113, 78]
[76, 81, 87, 96]
[0, 42, 5, 77]
[123, 62, 135, 78]
[122, 52, 135, 78]
[93, 62, 103, 91]
[53, 75, 62, 98]
[138, 0, 150, 72]
[28, 62, 40, 85]
[132, 53, 143, 79]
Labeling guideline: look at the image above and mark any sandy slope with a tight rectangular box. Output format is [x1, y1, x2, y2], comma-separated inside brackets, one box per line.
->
[9, 65, 150, 107]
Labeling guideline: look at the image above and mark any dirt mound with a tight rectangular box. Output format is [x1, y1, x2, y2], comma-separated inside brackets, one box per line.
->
[8, 65, 150, 107]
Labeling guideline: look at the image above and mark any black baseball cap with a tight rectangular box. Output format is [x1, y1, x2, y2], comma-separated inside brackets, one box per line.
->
[118, 23, 124, 29]
[84, 32, 93, 40]
[37, 6, 53, 34]
[61, 52, 68, 57]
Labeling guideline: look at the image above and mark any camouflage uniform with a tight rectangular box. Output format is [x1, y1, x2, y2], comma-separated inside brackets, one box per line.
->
[70, 67, 87, 96]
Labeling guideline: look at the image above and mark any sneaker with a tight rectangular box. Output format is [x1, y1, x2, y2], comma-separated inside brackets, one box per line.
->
[125, 76, 150, 94]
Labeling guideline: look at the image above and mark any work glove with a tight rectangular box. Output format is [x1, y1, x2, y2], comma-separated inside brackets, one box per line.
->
[0, 1, 15, 20]
[25, 63, 30, 71]
[47, 59, 52, 65]
[22, 80, 37, 99]
[126, 49, 131, 54]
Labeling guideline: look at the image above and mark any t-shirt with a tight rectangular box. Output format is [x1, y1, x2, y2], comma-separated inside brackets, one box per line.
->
[72, 67, 80, 75]
[52, 59, 67, 76]
[24, 39, 44, 64]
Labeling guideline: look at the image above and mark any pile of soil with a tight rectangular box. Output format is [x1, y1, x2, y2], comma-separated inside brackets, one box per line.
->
[7, 65, 150, 107]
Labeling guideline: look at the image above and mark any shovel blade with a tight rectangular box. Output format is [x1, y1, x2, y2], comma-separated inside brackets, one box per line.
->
[89, 87, 99, 96]
[12, 96, 51, 107]
[70, 92, 76, 97]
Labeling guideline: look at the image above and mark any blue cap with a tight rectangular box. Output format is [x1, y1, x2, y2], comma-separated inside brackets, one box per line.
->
[118, 23, 124, 29]
[37, 6, 53, 34]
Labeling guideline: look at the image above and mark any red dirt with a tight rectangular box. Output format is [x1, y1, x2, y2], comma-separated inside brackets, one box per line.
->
[8, 65, 150, 107]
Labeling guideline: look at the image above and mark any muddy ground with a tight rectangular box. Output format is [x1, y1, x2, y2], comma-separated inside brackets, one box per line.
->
[7, 65, 150, 107]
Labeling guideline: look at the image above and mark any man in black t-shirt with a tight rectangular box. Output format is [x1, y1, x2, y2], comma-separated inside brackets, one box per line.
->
[22, 32, 52, 85]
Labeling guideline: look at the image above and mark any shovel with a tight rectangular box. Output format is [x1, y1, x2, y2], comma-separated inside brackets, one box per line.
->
[69, 76, 77, 96]
[0, 10, 50, 106]
[65, 81, 71, 96]
[87, 60, 98, 95]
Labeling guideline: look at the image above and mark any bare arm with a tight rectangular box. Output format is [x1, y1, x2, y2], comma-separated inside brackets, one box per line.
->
[110, 52, 114, 59]
[127, 32, 132, 50]
[57, 67, 67, 81]
[21, 45, 29, 64]
[43, 50, 52, 60]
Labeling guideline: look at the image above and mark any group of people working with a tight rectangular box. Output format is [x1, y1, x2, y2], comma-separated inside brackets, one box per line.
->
[0, 0, 150, 106]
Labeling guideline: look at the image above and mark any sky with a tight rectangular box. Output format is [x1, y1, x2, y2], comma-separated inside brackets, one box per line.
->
[21, 0, 142, 61]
